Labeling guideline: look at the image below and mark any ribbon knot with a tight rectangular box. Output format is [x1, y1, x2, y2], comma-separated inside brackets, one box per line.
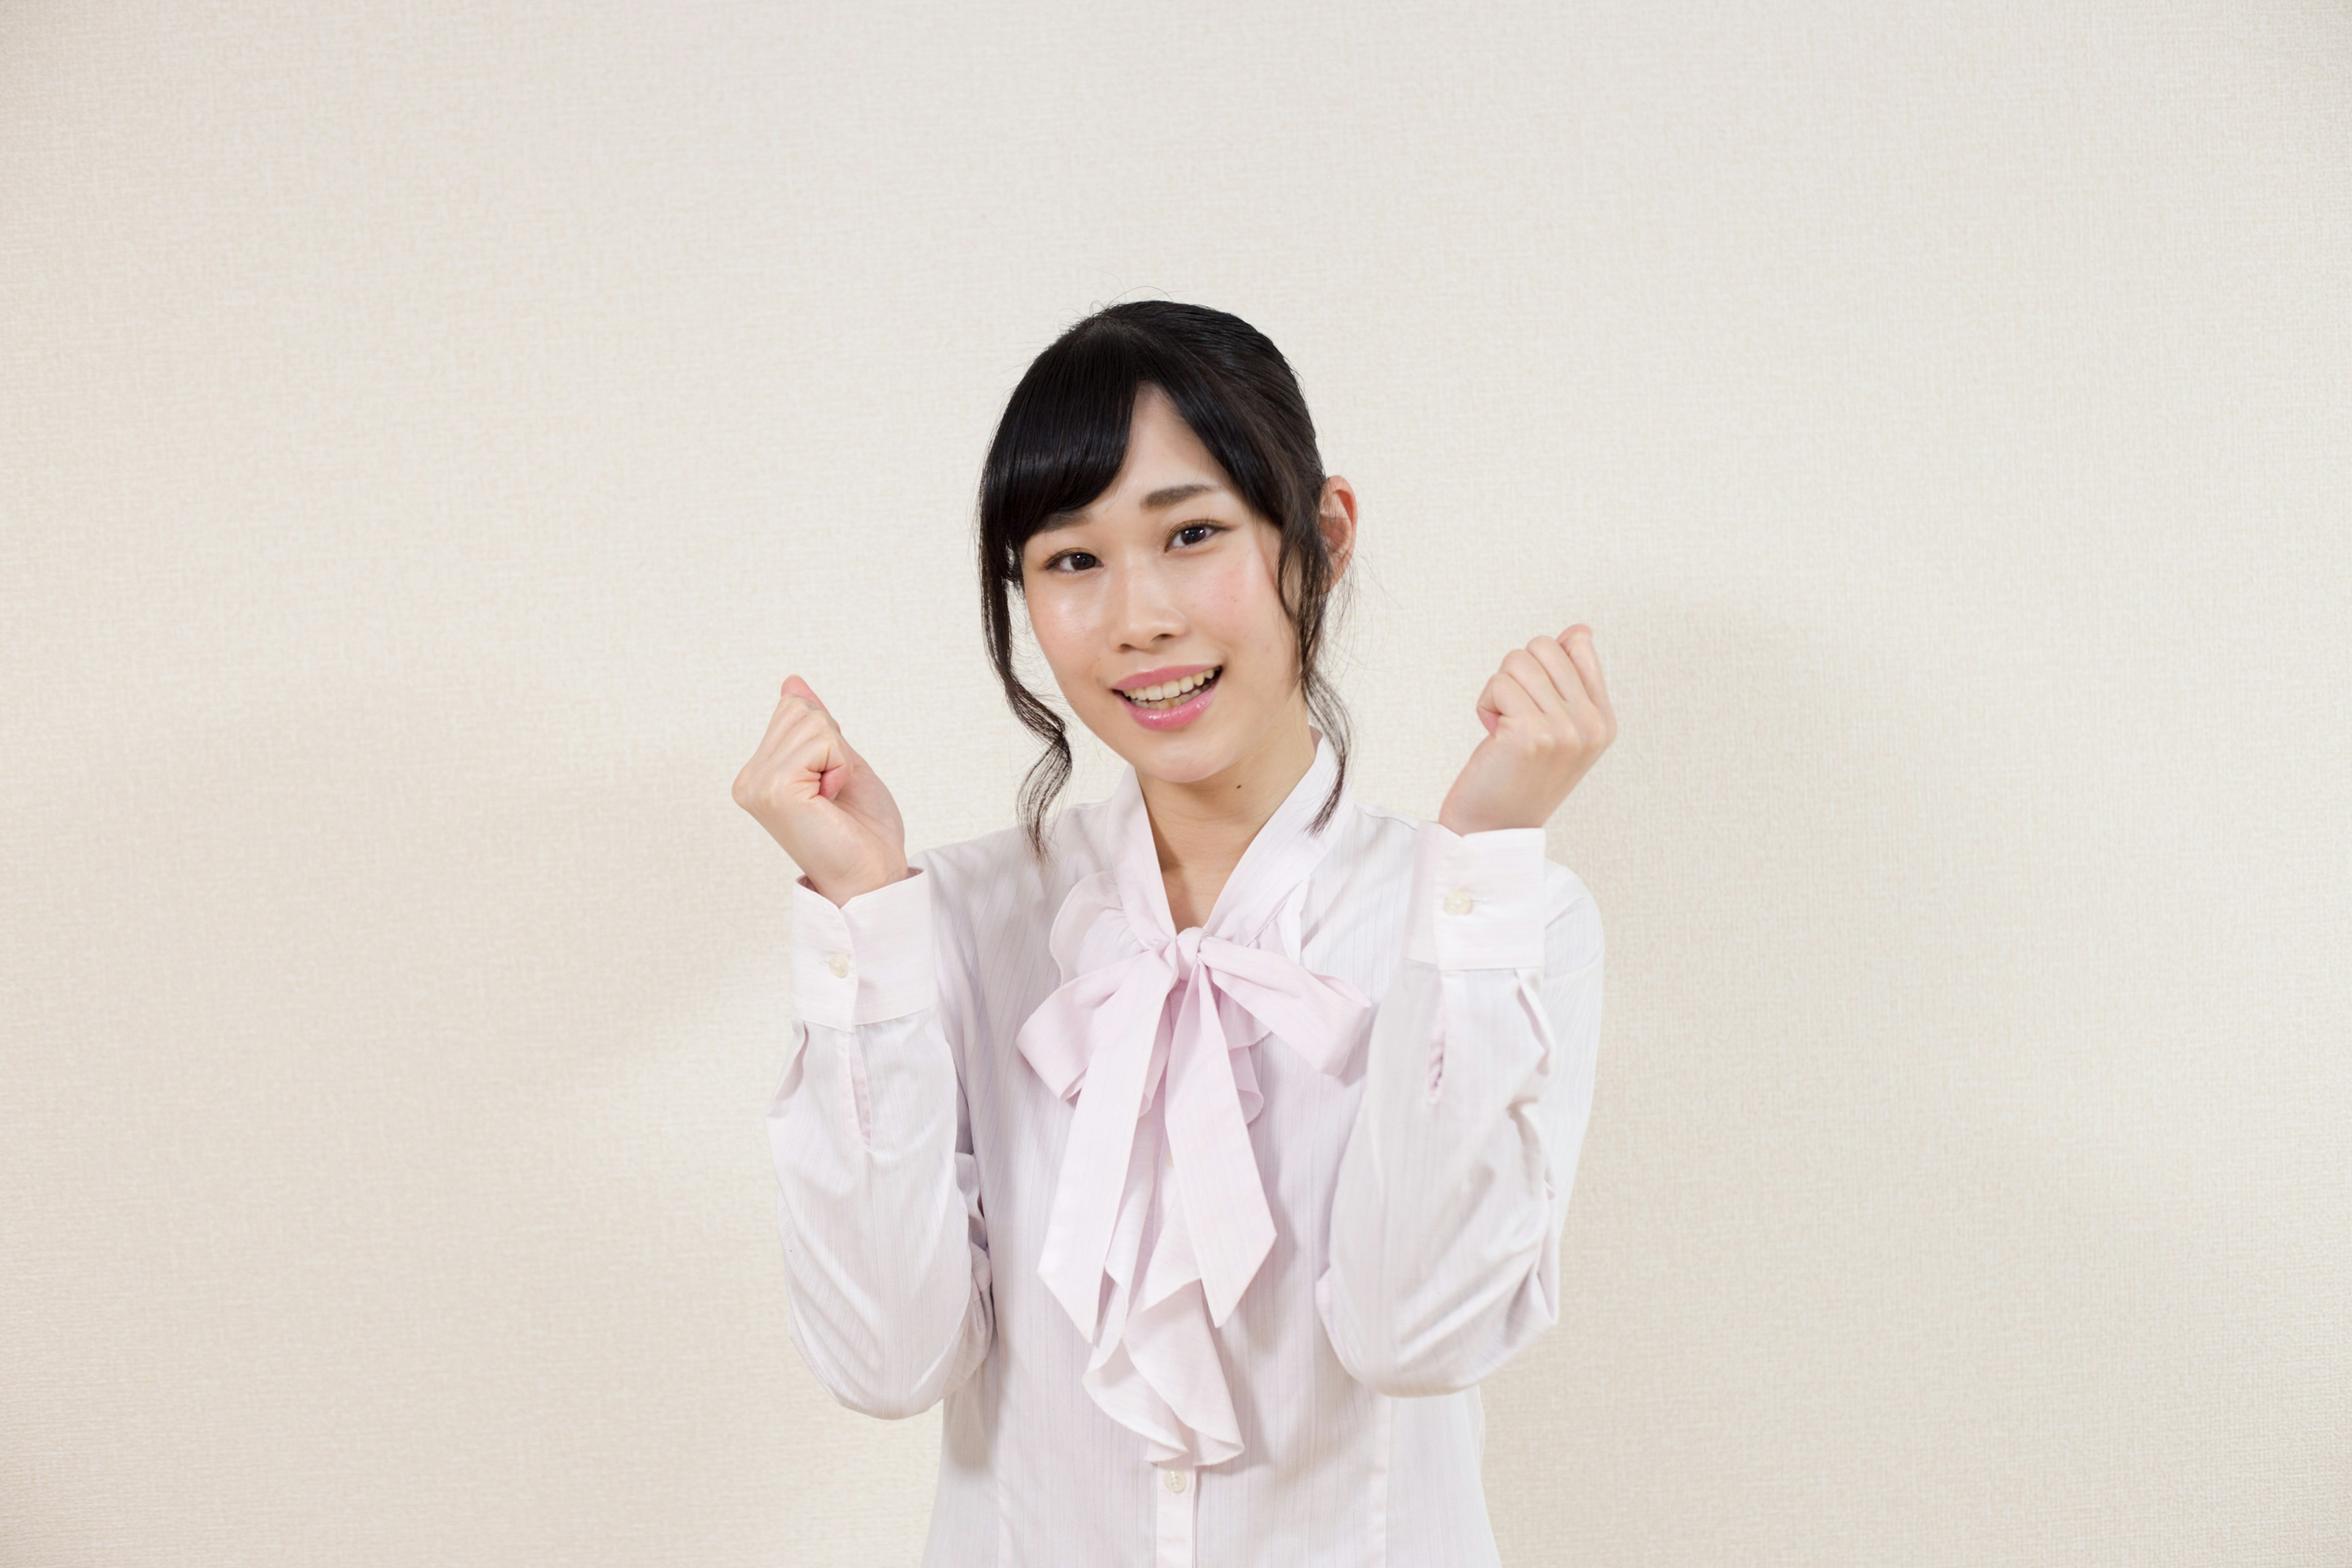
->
[1014, 867, 1370, 1468]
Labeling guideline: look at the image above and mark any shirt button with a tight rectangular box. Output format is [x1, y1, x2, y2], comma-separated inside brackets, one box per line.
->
[826, 954, 850, 979]
[1442, 889, 1474, 916]
[1164, 1469, 1189, 1494]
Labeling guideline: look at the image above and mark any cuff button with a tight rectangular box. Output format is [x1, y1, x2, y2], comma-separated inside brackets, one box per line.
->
[826, 954, 850, 979]
[1442, 889, 1475, 915]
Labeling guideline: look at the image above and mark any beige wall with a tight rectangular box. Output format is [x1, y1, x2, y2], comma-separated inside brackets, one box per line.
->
[4, 2, 2346, 1562]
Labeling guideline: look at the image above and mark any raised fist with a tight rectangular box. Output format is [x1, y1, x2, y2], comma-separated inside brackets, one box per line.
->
[1438, 625, 1616, 836]
[731, 676, 909, 905]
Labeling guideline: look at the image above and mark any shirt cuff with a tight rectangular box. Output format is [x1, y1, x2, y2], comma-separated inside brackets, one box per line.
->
[790, 867, 935, 1030]
[1405, 820, 1548, 970]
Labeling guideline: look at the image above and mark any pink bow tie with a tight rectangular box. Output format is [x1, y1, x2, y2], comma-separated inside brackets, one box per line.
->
[1016, 868, 1371, 1467]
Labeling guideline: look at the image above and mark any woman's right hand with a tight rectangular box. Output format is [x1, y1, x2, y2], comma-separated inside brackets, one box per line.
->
[732, 676, 909, 905]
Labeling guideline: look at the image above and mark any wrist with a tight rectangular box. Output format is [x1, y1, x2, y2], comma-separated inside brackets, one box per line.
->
[812, 858, 910, 907]
[1438, 807, 1542, 836]
[1408, 817, 1548, 970]
[790, 861, 933, 1028]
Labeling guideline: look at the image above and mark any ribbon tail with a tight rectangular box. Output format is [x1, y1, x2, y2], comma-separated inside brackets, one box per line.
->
[1162, 969, 1276, 1326]
[1031, 956, 1173, 1340]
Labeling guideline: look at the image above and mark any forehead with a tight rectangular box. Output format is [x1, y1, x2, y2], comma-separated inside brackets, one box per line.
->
[1041, 388, 1235, 531]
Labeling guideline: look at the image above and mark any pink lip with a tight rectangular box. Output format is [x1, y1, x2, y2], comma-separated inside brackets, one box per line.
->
[1118, 667, 1222, 731]
[1112, 663, 1218, 693]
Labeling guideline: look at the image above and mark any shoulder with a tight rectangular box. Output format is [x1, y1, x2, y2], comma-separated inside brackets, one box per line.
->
[1308, 799, 1423, 911]
[908, 821, 1047, 935]
[904, 791, 1121, 935]
[1349, 799, 1425, 858]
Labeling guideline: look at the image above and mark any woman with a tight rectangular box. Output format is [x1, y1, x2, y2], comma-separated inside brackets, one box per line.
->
[734, 301, 1615, 1567]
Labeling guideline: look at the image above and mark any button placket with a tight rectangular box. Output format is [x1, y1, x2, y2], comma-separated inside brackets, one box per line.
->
[1155, 1463, 1197, 1567]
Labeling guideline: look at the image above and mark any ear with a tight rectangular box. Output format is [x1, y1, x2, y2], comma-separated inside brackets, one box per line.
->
[1317, 475, 1359, 579]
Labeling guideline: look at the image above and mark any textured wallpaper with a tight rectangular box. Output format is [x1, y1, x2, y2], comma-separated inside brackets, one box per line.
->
[2, 2, 2346, 1563]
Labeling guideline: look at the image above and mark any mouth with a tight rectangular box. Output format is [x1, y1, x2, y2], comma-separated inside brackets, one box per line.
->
[1116, 665, 1223, 729]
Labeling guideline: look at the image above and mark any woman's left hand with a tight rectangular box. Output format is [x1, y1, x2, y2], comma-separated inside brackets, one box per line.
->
[1438, 624, 1617, 835]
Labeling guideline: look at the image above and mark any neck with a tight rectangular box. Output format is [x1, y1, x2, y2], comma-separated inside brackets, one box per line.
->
[1137, 699, 1317, 931]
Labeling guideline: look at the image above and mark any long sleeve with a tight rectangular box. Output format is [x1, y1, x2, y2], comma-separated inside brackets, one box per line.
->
[764, 865, 994, 1420]
[1316, 819, 1605, 1397]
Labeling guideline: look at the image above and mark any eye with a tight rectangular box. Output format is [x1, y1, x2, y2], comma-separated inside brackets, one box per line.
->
[1041, 549, 1099, 574]
[1172, 522, 1224, 549]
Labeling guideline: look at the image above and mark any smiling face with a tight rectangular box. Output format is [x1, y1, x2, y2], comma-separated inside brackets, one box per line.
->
[1019, 384, 1320, 789]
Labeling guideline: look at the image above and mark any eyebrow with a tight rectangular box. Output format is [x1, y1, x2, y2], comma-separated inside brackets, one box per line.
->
[1040, 481, 1224, 530]
[1140, 481, 1219, 510]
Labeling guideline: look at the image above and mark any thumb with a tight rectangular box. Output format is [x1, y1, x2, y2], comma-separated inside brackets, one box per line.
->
[1476, 682, 1503, 736]
[780, 674, 852, 799]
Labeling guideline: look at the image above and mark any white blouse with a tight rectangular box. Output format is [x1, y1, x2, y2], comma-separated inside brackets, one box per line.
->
[764, 733, 1605, 1567]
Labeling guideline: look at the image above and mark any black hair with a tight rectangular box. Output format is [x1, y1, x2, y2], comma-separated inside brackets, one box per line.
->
[977, 301, 1354, 860]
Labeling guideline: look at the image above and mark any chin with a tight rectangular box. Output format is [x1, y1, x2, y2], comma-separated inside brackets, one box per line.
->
[1127, 742, 1239, 785]
[1087, 708, 1249, 785]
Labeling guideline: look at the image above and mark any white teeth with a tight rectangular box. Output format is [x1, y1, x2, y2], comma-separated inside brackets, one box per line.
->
[1125, 668, 1218, 704]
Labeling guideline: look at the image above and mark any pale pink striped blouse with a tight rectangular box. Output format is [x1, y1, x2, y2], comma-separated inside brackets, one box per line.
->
[765, 733, 1605, 1567]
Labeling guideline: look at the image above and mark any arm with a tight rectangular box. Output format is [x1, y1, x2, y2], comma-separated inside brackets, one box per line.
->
[1316, 818, 1604, 1396]
[765, 865, 993, 1420]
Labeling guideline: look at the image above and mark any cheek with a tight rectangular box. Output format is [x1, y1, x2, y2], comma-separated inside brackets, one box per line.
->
[1200, 559, 1294, 673]
[1023, 592, 1103, 690]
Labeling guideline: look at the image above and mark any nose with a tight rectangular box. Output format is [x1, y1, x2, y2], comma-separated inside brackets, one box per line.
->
[1110, 554, 1186, 652]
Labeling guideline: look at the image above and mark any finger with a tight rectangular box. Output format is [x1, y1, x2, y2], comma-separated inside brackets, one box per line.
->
[807, 725, 862, 801]
[770, 707, 851, 801]
[1523, 635, 1580, 703]
[763, 676, 827, 747]
[1477, 665, 1544, 731]
[1526, 635, 1601, 734]
[782, 674, 869, 768]
[1501, 647, 1569, 717]
[763, 698, 831, 766]
[1555, 625, 1616, 732]
[771, 679, 862, 768]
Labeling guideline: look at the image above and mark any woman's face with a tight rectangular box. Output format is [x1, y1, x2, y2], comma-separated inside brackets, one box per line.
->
[1019, 384, 1320, 789]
